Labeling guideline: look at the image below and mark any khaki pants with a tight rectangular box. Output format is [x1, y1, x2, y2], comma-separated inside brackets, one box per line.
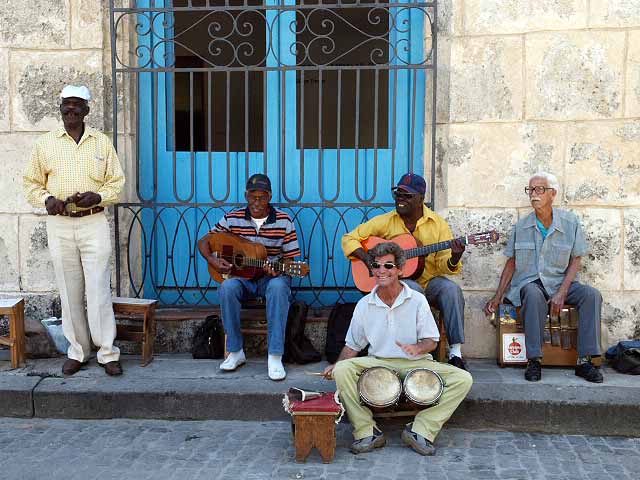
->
[333, 356, 472, 442]
[46, 212, 119, 364]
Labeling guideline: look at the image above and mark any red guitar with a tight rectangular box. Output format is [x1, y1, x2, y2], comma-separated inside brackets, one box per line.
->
[351, 231, 499, 292]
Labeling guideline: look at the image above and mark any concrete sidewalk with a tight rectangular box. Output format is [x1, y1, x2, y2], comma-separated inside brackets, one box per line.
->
[1, 354, 638, 436]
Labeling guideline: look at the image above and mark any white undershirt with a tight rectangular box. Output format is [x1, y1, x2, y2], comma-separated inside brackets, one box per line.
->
[252, 216, 268, 232]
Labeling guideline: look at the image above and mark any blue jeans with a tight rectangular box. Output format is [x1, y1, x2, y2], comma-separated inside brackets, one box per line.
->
[217, 275, 292, 355]
[404, 277, 466, 345]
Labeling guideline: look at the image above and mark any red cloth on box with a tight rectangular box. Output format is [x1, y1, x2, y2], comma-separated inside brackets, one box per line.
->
[288, 392, 342, 414]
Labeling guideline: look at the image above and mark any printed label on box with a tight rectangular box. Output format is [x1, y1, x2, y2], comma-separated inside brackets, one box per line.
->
[502, 333, 527, 362]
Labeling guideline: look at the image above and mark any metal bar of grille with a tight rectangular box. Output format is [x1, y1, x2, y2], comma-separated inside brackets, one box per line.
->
[109, 1, 437, 306]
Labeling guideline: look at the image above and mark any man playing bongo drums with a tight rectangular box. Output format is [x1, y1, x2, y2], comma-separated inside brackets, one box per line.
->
[323, 242, 472, 455]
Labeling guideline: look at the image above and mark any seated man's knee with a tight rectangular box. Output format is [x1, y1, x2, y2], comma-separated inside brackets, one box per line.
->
[520, 282, 545, 302]
[582, 284, 603, 305]
[440, 279, 464, 301]
[333, 359, 357, 383]
[218, 279, 243, 299]
[265, 276, 291, 298]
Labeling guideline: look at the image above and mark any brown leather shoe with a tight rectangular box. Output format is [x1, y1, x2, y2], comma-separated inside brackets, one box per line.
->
[99, 361, 123, 376]
[62, 359, 87, 376]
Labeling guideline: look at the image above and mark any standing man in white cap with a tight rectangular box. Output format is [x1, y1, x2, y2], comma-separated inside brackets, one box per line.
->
[23, 85, 125, 376]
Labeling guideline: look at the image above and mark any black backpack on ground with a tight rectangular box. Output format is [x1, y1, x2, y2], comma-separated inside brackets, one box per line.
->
[283, 301, 321, 364]
[605, 341, 640, 375]
[192, 314, 225, 359]
[325, 302, 368, 363]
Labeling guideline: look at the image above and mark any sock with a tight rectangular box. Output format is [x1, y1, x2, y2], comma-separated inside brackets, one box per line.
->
[449, 344, 462, 359]
[577, 355, 591, 365]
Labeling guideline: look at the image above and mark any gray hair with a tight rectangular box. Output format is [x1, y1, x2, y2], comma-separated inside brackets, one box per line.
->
[368, 242, 406, 268]
[529, 171, 559, 190]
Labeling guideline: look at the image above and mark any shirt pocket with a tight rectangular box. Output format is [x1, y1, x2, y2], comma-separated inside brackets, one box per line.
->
[88, 155, 107, 183]
[550, 245, 572, 269]
[514, 241, 536, 269]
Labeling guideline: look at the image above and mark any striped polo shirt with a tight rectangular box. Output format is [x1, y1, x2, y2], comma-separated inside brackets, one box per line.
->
[211, 207, 301, 261]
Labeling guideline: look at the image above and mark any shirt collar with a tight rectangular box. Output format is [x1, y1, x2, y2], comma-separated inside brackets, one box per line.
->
[243, 205, 277, 224]
[368, 281, 413, 308]
[525, 208, 564, 233]
[392, 205, 437, 227]
[56, 125, 97, 142]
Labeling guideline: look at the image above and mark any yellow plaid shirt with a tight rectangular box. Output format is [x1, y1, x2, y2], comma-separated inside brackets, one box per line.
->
[342, 206, 462, 289]
[23, 126, 125, 210]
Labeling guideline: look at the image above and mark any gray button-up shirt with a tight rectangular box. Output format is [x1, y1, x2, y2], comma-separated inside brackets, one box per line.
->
[504, 208, 588, 306]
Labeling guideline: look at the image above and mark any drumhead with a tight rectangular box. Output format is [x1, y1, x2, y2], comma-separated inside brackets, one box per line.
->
[358, 366, 402, 408]
[403, 368, 444, 406]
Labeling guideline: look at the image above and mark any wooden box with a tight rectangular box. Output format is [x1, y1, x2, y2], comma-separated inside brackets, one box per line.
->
[496, 304, 581, 367]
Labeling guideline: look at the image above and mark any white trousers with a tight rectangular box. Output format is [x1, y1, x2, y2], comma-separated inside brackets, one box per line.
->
[46, 212, 119, 363]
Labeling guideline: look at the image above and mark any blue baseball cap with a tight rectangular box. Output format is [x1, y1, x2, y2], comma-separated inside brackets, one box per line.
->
[392, 173, 426, 195]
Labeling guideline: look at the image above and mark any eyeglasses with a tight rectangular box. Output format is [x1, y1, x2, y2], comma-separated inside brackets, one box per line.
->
[247, 195, 270, 203]
[370, 261, 399, 270]
[525, 186, 555, 195]
[392, 190, 419, 200]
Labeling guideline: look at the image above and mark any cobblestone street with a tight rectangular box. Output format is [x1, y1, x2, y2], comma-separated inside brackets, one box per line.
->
[1, 418, 638, 480]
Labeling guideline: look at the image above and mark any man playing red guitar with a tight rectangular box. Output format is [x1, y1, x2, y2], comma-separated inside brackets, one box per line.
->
[197, 174, 300, 381]
[342, 173, 469, 370]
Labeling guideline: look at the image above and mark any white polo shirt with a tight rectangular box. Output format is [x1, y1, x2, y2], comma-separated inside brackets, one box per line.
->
[345, 282, 440, 360]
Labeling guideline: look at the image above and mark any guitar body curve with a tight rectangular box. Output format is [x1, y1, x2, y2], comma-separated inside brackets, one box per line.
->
[351, 234, 420, 292]
[207, 231, 267, 284]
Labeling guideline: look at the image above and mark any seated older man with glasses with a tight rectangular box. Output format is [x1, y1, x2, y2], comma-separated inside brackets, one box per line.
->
[484, 172, 604, 383]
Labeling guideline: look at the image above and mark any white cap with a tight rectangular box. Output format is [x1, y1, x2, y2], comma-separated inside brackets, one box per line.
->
[60, 85, 91, 101]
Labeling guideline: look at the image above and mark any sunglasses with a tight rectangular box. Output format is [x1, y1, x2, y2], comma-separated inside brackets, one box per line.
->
[370, 261, 399, 270]
[392, 190, 419, 200]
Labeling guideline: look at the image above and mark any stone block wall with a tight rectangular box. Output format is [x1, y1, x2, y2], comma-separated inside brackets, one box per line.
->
[436, 0, 640, 357]
[0, 1, 637, 358]
[0, 0, 109, 321]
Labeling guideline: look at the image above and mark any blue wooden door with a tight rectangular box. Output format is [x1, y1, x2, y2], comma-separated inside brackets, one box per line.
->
[135, 1, 428, 306]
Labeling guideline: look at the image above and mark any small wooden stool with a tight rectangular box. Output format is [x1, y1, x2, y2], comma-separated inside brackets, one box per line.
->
[287, 392, 343, 464]
[0, 298, 26, 369]
[112, 297, 158, 366]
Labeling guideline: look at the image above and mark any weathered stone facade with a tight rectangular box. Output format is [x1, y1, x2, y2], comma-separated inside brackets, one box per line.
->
[0, 1, 638, 358]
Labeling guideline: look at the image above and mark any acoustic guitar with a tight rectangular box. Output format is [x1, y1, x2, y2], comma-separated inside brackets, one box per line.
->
[351, 230, 499, 292]
[207, 232, 310, 284]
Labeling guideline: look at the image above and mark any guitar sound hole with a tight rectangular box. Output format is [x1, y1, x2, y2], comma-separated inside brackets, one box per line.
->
[233, 253, 245, 268]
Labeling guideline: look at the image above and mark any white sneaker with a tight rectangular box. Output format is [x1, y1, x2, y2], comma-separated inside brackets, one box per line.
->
[268, 354, 286, 381]
[220, 350, 246, 371]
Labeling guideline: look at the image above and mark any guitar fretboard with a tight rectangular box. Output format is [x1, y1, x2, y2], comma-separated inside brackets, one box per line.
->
[404, 237, 467, 259]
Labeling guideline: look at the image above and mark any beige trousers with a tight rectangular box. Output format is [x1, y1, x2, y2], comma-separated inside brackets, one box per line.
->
[46, 212, 119, 364]
[333, 356, 472, 442]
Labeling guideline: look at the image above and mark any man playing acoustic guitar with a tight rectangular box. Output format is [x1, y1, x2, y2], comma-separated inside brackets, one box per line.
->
[197, 174, 301, 381]
[342, 173, 469, 370]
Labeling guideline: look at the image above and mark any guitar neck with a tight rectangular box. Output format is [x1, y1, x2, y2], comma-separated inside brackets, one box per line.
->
[212, 252, 288, 273]
[404, 236, 466, 260]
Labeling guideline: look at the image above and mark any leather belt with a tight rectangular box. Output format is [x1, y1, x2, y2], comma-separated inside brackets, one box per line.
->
[62, 206, 104, 218]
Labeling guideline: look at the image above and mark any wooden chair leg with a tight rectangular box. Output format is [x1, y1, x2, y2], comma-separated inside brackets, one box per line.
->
[9, 301, 26, 369]
[437, 313, 447, 363]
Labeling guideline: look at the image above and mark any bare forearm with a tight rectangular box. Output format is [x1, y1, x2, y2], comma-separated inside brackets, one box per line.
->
[417, 338, 437, 354]
[494, 257, 516, 299]
[559, 257, 581, 293]
[336, 346, 360, 363]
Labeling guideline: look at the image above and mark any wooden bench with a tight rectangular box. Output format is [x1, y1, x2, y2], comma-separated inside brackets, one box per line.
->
[112, 297, 158, 366]
[0, 298, 26, 369]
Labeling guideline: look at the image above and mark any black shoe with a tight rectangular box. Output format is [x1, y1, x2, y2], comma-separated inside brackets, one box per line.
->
[401, 427, 436, 456]
[448, 355, 467, 371]
[350, 431, 386, 454]
[575, 362, 604, 383]
[524, 360, 541, 382]
[98, 361, 123, 376]
[62, 359, 88, 376]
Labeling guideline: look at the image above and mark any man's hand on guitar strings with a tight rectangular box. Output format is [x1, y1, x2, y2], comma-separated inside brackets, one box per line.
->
[209, 256, 232, 274]
[450, 238, 466, 265]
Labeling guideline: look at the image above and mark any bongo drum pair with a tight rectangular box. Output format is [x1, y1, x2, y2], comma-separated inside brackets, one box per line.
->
[357, 366, 444, 411]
